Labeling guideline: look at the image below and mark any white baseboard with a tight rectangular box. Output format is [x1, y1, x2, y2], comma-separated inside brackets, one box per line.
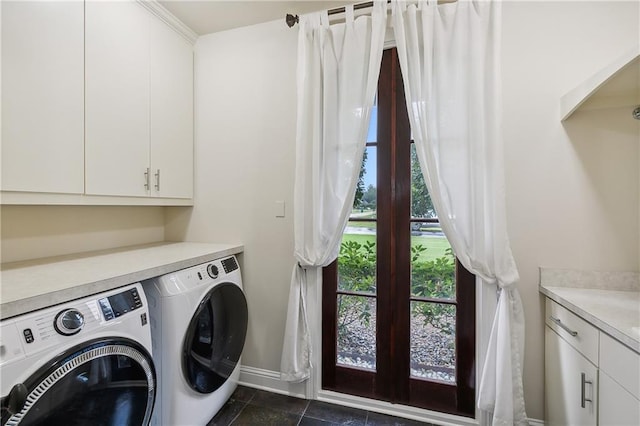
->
[238, 365, 544, 426]
[238, 365, 307, 399]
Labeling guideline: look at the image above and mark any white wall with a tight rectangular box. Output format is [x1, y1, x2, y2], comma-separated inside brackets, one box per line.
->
[502, 1, 639, 419]
[165, 19, 298, 372]
[165, 1, 640, 422]
[1, 206, 165, 263]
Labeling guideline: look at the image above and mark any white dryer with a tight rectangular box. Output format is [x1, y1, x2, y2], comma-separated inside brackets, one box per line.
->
[143, 255, 248, 426]
[0, 283, 156, 426]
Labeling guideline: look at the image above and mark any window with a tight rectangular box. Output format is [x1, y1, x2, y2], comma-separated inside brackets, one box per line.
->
[322, 48, 475, 417]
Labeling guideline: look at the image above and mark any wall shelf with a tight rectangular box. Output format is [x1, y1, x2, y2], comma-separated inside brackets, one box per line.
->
[560, 44, 640, 121]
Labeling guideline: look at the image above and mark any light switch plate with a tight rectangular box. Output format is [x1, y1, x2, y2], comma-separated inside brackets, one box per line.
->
[275, 200, 285, 218]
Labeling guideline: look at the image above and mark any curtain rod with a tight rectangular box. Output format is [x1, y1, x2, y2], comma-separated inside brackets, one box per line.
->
[285, 0, 455, 28]
[286, 1, 388, 28]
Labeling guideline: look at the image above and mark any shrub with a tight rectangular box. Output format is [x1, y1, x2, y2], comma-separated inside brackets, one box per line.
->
[337, 242, 456, 334]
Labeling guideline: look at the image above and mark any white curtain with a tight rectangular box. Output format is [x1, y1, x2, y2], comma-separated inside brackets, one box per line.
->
[280, 1, 387, 382]
[391, 1, 527, 425]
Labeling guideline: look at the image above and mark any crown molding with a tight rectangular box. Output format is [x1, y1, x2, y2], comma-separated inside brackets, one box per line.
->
[137, 0, 198, 44]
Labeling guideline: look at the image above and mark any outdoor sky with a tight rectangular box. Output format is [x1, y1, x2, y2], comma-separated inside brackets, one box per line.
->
[363, 107, 377, 189]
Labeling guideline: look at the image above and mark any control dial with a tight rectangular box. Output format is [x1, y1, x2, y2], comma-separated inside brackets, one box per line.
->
[54, 309, 85, 336]
[206, 264, 219, 279]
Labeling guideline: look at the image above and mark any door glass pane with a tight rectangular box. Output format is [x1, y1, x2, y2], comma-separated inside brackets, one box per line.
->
[410, 230, 455, 300]
[367, 96, 377, 143]
[410, 301, 456, 383]
[410, 143, 435, 219]
[338, 229, 376, 294]
[337, 294, 376, 371]
[352, 146, 377, 219]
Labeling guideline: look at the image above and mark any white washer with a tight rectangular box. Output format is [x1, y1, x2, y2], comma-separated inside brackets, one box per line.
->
[0, 283, 156, 426]
[143, 255, 248, 426]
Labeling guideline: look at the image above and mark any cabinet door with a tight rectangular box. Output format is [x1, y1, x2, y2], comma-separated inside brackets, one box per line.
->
[545, 326, 598, 426]
[599, 371, 640, 426]
[1, 1, 84, 194]
[85, 0, 150, 197]
[149, 18, 194, 199]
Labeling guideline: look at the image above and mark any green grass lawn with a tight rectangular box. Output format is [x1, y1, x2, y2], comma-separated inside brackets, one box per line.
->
[341, 233, 450, 262]
[348, 221, 377, 228]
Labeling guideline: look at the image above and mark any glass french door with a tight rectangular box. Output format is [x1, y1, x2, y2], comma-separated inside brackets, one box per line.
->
[322, 48, 476, 417]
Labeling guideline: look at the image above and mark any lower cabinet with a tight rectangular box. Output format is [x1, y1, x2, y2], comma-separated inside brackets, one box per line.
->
[599, 332, 640, 426]
[599, 371, 640, 426]
[545, 298, 640, 426]
[545, 326, 597, 426]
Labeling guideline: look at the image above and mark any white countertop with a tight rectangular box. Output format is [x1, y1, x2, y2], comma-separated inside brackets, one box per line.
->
[540, 268, 640, 353]
[0, 242, 243, 320]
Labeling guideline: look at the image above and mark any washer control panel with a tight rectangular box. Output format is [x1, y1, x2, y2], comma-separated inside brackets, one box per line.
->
[98, 288, 143, 321]
[149, 256, 242, 296]
[0, 283, 148, 359]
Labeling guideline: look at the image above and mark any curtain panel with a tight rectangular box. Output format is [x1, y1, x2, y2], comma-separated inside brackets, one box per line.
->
[391, 0, 527, 424]
[280, 1, 387, 382]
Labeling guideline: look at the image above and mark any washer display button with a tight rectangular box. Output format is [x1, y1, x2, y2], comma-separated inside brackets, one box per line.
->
[23, 328, 34, 344]
[131, 289, 143, 309]
[99, 298, 115, 321]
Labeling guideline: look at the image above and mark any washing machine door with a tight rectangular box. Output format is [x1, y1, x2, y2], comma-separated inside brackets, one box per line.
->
[0, 338, 155, 426]
[182, 282, 248, 394]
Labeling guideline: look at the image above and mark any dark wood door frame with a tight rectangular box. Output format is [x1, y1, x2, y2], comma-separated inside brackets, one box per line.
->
[322, 48, 476, 418]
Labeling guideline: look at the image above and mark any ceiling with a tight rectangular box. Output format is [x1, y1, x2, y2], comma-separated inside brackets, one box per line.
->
[159, 0, 359, 35]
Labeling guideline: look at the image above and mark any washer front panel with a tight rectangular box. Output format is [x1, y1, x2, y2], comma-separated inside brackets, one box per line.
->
[3, 338, 155, 426]
[0, 283, 153, 398]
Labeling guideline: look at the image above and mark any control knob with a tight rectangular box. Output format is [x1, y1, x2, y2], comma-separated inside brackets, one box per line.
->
[206, 264, 219, 279]
[54, 309, 85, 336]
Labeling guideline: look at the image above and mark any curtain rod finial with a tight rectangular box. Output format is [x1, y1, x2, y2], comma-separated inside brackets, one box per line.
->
[286, 14, 299, 28]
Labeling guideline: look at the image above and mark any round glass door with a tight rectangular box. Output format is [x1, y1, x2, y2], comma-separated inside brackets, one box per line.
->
[1, 338, 155, 426]
[182, 283, 248, 394]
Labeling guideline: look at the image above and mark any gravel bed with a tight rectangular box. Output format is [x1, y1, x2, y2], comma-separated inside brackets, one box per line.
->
[337, 299, 456, 383]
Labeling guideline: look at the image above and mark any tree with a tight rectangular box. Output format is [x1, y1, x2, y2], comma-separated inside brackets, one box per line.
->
[361, 184, 377, 210]
[353, 150, 368, 209]
[410, 145, 435, 218]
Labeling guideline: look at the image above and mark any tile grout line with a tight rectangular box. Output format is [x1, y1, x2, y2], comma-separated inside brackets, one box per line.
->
[227, 400, 249, 426]
[228, 388, 256, 425]
[296, 399, 311, 426]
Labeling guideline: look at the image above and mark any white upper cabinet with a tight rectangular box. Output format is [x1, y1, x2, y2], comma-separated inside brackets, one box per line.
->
[1, 1, 84, 194]
[149, 18, 194, 199]
[85, 1, 194, 199]
[2, 0, 195, 205]
[85, 1, 151, 197]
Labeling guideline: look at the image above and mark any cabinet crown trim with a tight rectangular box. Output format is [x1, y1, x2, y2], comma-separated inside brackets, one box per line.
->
[137, 0, 198, 44]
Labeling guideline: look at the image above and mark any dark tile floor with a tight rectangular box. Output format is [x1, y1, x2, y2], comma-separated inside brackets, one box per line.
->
[208, 386, 434, 426]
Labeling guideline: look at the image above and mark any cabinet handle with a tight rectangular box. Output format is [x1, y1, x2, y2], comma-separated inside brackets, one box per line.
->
[154, 169, 160, 191]
[549, 316, 578, 337]
[144, 168, 150, 190]
[581, 372, 592, 408]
